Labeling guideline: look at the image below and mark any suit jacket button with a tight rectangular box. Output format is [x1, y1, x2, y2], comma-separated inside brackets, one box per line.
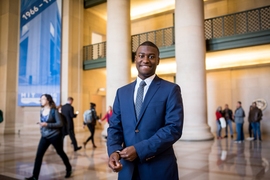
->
[135, 129, 139, 133]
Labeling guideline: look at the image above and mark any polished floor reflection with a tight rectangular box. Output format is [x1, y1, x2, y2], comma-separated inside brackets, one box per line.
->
[0, 130, 269, 180]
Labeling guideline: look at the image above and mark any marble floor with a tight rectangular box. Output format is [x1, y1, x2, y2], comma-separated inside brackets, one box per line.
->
[0, 130, 269, 180]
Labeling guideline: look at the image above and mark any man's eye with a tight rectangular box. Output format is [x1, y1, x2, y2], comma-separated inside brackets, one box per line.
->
[138, 54, 144, 58]
[149, 55, 155, 59]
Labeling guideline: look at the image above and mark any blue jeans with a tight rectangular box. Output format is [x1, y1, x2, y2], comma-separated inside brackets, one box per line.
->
[216, 121, 221, 137]
[235, 123, 244, 141]
[251, 122, 261, 140]
[225, 119, 233, 135]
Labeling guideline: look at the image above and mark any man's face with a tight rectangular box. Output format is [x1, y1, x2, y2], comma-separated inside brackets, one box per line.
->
[237, 103, 240, 108]
[69, 100, 73, 105]
[252, 103, 256, 107]
[135, 45, 160, 80]
[225, 105, 228, 109]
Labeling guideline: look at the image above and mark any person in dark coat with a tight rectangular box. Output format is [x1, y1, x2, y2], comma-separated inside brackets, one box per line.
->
[249, 102, 263, 141]
[61, 97, 82, 151]
[57, 105, 69, 140]
[222, 104, 234, 138]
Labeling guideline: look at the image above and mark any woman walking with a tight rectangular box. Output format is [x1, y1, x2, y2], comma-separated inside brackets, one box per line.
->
[83, 102, 98, 148]
[100, 106, 113, 139]
[216, 106, 223, 139]
[25, 94, 72, 180]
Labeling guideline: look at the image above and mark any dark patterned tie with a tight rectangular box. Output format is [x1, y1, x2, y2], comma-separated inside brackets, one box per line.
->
[135, 81, 146, 119]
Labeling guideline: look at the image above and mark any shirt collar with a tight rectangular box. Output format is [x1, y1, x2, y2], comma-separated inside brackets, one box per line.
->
[136, 74, 156, 86]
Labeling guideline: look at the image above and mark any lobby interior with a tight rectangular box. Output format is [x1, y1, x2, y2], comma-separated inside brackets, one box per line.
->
[1, 0, 270, 179]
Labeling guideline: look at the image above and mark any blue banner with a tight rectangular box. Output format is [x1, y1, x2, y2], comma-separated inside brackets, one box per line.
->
[18, 0, 62, 106]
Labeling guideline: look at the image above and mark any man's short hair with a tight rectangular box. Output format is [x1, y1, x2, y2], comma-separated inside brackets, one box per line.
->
[67, 97, 74, 101]
[90, 102, 96, 107]
[136, 41, 160, 56]
[238, 101, 242, 105]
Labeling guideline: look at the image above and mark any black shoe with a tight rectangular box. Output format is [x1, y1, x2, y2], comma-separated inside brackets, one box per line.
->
[231, 135, 233, 138]
[25, 176, 37, 180]
[65, 171, 72, 178]
[74, 146, 82, 151]
[93, 145, 97, 148]
[224, 135, 228, 138]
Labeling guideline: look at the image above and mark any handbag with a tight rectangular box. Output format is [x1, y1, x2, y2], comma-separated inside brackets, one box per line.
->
[219, 117, 226, 128]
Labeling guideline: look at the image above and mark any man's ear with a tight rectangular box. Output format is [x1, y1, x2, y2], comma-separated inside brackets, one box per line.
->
[157, 57, 160, 65]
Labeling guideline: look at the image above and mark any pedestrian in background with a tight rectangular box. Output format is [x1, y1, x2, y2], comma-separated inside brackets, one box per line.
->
[61, 97, 82, 151]
[83, 102, 98, 148]
[223, 104, 234, 138]
[234, 101, 245, 143]
[216, 106, 223, 139]
[25, 94, 72, 180]
[99, 105, 113, 139]
[249, 102, 263, 141]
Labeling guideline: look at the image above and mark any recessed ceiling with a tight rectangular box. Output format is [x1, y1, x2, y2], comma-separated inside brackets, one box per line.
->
[87, 0, 220, 20]
[87, 0, 175, 20]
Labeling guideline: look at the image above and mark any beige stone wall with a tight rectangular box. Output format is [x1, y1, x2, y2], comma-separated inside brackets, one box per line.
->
[83, 10, 107, 45]
[131, 11, 174, 35]
[82, 68, 106, 118]
[204, 0, 270, 19]
[207, 65, 270, 135]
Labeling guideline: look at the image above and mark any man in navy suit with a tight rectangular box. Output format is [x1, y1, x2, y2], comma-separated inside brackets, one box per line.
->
[107, 41, 184, 180]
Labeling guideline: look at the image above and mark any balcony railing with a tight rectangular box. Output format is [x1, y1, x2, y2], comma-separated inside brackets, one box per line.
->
[131, 27, 174, 53]
[83, 41, 106, 61]
[83, 5, 270, 61]
[204, 5, 270, 39]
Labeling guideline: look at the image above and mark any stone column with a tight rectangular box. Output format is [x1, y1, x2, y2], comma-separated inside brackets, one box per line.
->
[0, 0, 19, 134]
[175, 0, 213, 140]
[61, 0, 84, 130]
[106, 0, 131, 106]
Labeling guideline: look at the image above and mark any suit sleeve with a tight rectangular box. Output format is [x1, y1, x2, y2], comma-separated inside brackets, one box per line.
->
[70, 106, 77, 118]
[107, 90, 124, 156]
[134, 85, 184, 163]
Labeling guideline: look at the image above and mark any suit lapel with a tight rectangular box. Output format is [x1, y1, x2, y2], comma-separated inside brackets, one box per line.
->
[136, 76, 161, 126]
[127, 81, 137, 123]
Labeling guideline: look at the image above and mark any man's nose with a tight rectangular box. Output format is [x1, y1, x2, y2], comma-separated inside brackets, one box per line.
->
[142, 56, 150, 62]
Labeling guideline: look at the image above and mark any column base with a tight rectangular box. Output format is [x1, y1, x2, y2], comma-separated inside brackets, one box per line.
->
[180, 124, 214, 141]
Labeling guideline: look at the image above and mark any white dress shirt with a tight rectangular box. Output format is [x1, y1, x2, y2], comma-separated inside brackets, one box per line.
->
[134, 74, 156, 103]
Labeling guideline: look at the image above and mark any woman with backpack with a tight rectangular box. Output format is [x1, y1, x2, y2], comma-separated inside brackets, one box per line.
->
[83, 102, 98, 149]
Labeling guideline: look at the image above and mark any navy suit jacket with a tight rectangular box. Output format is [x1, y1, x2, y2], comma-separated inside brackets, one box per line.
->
[107, 76, 184, 180]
